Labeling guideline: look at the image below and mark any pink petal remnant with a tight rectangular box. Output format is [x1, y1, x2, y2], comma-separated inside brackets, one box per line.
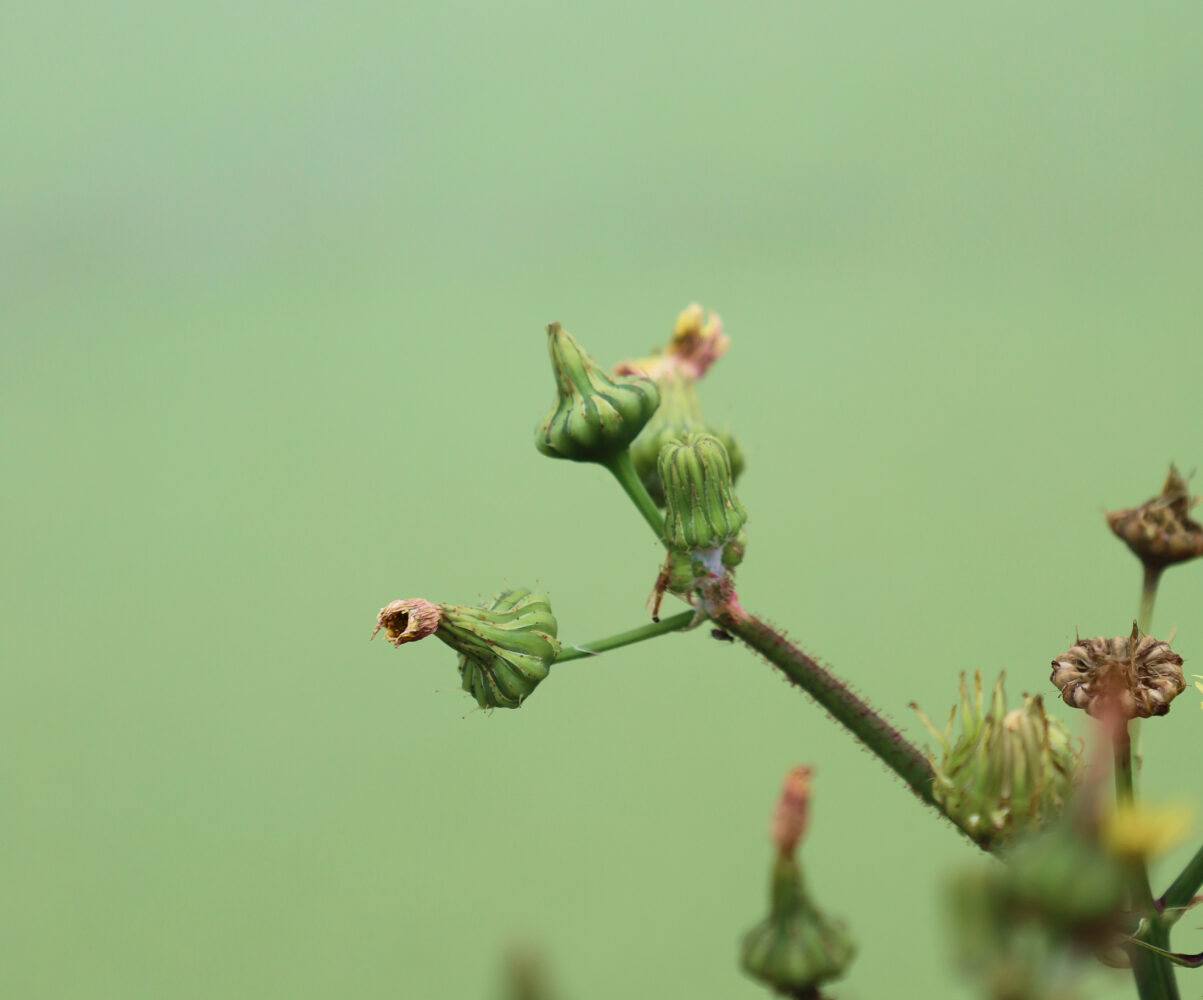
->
[371, 598, 442, 647]
[613, 303, 730, 381]
[770, 765, 814, 858]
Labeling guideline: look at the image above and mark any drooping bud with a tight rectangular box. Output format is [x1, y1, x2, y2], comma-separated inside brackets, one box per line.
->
[1051, 624, 1185, 720]
[373, 589, 560, 709]
[741, 768, 855, 994]
[659, 432, 747, 554]
[1106, 464, 1203, 570]
[912, 673, 1080, 848]
[438, 589, 561, 709]
[534, 323, 659, 463]
[371, 598, 441, 646]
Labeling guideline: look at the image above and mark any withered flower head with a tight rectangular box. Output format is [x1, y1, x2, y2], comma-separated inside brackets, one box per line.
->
[770, 765, 814, 859]
[370, 598, 441, 647]
[613, 302, 730, 381]
[1106, 464, 1203, 569]
[1051, 624, 1185, 720]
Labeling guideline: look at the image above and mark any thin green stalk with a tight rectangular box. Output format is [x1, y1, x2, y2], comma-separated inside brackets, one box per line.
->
[603, 449, 665, 541]
[714, 606, 939, 813]
[1139, 564, 1163, 634]
[1160, 843, 1203, 920]
[1115, 725, 1180, 1000]
[555, 609, 697, 662]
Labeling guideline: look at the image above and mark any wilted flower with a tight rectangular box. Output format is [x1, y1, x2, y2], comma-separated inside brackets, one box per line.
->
[913, 673, 1080, 848]
[1106, 464, 1203, 569]
[741, 767, 856, 994]
[1050, 624, 1185, 720]
[373, 588, 561, 710]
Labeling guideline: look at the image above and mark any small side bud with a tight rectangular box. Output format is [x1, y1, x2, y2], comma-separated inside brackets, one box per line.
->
[1106, 464, 1203, 570]
[1051, 624, 1185, 720]
[912, 673, 1080, 847]
[534, 323, 659, 463]
[741, 768, 856, 994]
[371, 598, 441, 646]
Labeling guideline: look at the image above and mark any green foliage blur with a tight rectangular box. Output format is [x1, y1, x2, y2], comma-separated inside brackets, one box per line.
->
[3, 3, 1202, 998]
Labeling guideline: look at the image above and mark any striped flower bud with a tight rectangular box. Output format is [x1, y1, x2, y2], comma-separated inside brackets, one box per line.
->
[627, 368, 745, 507]
[372, 589, 560, 710]
[439, 589, 561, 710]
[742, 768, 855, 994]
[1107, 464, 1203, 570]
[534, 323, 659, 463]
[659, 432, 747, 554]
[912, 673, 1080, 848]
[1051, 624, 1185, 720]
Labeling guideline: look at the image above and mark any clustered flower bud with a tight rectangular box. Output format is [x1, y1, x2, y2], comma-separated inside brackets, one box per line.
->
[1106, 464, 1203, 570]
[373, 588, 560, 710]
[534, 322, 659, 463]
[616, 305, 744, 507]
[913, 673, 1080, 848]
[741, 768, 856, 995]
[1050, 624, 1185, 720]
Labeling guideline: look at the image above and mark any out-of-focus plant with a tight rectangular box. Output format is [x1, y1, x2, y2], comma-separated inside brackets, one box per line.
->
[371, 309, 1203, 999]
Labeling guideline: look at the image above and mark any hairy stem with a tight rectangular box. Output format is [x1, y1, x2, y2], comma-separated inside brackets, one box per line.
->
[603, 450, 666, 541]
[555, 609, 697, 662]
[714, 605, 939, 812]
[1115, 725, 1180, 1000]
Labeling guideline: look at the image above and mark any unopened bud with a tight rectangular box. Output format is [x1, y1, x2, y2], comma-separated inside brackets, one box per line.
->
[1107, 464, 1203, 570]
[659, 432, 747, 554]
[1051, 624, 1185, 720]
[912, 673, 1080, 847]
[534, 323, 659, 463]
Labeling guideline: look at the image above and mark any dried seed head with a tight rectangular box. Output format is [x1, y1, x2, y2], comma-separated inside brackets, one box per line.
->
[1051, 624, 1185, 720]
[1106, 464, 1203, 569]
[371, 598, 441, 647]
[770, 766, 814, 858]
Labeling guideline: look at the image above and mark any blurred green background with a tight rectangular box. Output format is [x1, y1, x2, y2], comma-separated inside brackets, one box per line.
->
[4, 2, 1202, 998]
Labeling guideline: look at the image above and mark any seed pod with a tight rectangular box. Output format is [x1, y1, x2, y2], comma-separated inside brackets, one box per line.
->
[437, 589, 561, 709]
[1107, 464, 1203, 570]
[659, 432, 747, 553]
[1051, 624, 1185, 720]
[534, 323, 659, 463]
[913, 673, 1080, 848]
[741, 856, 856, 992]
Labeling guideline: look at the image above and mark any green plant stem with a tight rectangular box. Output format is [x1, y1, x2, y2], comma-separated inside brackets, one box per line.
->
[555, 610, 697, 662]
[603, 450, 665, 541]
[1160, 844, 1203, 921]
[1139, 564, 1163, 633]
[714, 606, 939, 813]
[1115, 724, 1180, 1000]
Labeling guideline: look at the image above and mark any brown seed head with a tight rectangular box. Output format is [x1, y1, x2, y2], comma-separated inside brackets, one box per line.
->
[770, 765, 814, 858]
[1051, 624, 1185, 720]
[1106, 464, 1203, 569]
[370, 598, 441, 647]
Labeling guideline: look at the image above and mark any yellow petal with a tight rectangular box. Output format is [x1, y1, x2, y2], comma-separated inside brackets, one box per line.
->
[1103, 802, 1193, 859]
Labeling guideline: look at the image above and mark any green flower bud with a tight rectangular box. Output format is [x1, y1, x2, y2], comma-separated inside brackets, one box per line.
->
[534, 323, 659, 463]
[659, 432, 747, 554]
[374, 590, 561, 710]
[628, 368, 745, 506]
[912, 673, 1080, 848]
[438, 589, 561, 709]
[741, 857, 856, 993]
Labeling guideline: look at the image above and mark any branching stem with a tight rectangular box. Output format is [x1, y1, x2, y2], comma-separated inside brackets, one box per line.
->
[603, 450, 666, 541]
[555, 610, 697, 662]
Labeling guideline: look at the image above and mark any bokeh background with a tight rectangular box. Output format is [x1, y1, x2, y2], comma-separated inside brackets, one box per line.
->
[4, 2, 1202, 998]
